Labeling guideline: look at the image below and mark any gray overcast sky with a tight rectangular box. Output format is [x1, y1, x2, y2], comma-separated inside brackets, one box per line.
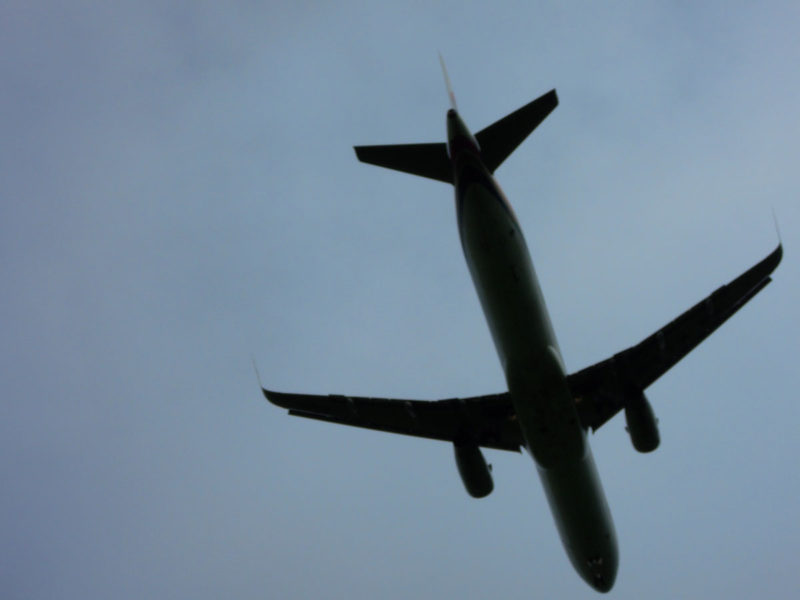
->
[2, 2, 799, 598]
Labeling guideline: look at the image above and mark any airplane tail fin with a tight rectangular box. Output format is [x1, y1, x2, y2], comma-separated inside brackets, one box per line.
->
[353, 88, 558, 183]
[475, 89, 558, 173]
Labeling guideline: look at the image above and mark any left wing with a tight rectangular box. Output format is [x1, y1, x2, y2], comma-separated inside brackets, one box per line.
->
[262, 388, 522, 451]
[568, 243, 783, 432]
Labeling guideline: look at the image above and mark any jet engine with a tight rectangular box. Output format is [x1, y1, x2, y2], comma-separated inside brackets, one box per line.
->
[453, 443, 493, 498]
[624, 392, 660, 453]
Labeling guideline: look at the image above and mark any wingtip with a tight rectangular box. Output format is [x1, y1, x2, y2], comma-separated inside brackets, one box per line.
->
[260, 387, 295, 409]
[756, 241, 783, 278]
[772, 241, 783, 269]
[261, 386, 279, 403]
[771, 209, 784, 270]
[251, 358, 282, 405]
[353, 145, 374, 166]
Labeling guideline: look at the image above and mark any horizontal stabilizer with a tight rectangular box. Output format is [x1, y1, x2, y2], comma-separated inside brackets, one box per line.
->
[354, 142, 452, 183]
[476, 89, 558, 173]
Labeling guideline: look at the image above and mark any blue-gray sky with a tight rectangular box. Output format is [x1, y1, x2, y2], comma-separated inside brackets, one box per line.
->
[3, 2, 799, 598]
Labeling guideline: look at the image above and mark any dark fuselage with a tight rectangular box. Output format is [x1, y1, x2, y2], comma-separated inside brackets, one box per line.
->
[448, 109, 618, 591]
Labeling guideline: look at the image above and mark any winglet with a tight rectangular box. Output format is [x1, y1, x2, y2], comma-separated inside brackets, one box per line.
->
[251, 356, 264, 389]
[252, 357, 280, 407]
[764, 241, 783, 274]
[772, 207, 783, 246]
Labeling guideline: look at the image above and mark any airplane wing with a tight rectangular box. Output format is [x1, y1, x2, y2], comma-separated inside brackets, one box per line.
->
[567, 244, 783, 432]
[262, 388, 522, 451]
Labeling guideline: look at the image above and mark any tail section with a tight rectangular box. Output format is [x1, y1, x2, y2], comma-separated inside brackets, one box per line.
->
[353, 88, 558, 182]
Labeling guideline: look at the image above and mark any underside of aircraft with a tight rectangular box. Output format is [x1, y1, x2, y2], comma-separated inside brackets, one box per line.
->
[262, 79, 781, 591]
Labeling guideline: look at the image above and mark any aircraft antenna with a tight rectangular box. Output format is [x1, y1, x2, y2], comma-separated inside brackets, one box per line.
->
[439, 52, 458, 111]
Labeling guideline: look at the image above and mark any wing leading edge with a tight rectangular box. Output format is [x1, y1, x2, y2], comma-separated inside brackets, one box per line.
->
[262, 388, 522, 451]
[568, 243, 783, 432]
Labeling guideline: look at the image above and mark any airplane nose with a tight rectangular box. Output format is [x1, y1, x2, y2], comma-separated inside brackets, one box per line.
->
[586, 555, 617, 592]
[591, 572, 613, 593]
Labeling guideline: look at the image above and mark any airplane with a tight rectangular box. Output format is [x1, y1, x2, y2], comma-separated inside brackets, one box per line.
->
[261, 73, 782, 591]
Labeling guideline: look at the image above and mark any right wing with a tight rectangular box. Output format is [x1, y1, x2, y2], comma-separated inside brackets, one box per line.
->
[262, 388, 522, 451]
[568, 243, 783, 432]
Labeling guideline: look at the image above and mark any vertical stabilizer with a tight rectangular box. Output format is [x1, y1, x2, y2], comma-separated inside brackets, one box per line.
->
[438, 53, 458, 111]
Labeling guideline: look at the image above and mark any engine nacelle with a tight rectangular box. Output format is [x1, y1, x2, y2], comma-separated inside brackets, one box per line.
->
[624, 392, 660, 453]
[453, 443, 494, 498]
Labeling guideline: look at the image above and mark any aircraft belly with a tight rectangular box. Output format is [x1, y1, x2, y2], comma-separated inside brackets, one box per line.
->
[458, 183, 556, 369]
[538, 450, 618, 591]
[457, 179, 619, 589]
[457, 182, 583, 466]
